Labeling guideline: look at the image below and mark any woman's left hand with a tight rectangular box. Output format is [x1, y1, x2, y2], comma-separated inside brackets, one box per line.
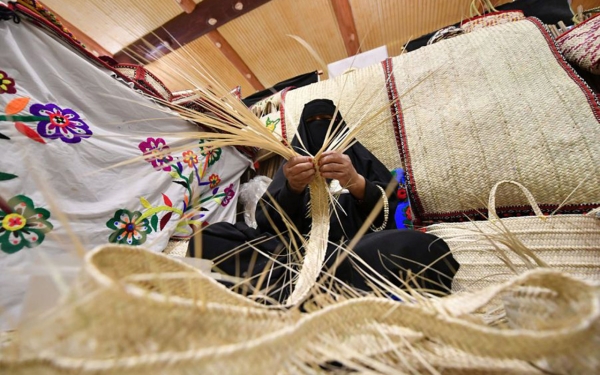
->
[318, 151, 366, 200]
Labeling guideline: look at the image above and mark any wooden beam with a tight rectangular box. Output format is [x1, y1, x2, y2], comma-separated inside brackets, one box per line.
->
[114, 0, 271, 64]
[38, 1, 113, 57]
[174, 0, 196, 14]
[331, 0, 361, 56]
[206, 30, 265, 91]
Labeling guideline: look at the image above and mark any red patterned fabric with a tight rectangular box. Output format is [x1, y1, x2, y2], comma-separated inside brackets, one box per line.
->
[557, 15, 600, 75]
[114, 64, 173, 102]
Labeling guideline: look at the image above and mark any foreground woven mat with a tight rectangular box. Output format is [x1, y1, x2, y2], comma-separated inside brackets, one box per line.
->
[1, 245, 598, 374]
[390, 19, 600, 221]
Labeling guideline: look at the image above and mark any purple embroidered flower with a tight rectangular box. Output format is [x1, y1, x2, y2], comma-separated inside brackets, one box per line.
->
[30, 103, 92, 143]
[221, 183, 235, 207]
[138, 137, 173, 172]
[0, 70, 16, 94]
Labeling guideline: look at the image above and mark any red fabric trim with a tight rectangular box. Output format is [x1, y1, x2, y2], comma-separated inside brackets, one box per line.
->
[461, 10, 525, 25]
[557, 13, 600, 41]
[382, 58, 424, 224]
[419, 203, 599, 222]
[279, 86, 293, 147]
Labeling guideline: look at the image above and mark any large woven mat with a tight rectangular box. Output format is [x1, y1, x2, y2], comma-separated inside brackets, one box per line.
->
[390, 19, 600, 221]
[2, 245, 599, 374]
[283, 63, 402, 170]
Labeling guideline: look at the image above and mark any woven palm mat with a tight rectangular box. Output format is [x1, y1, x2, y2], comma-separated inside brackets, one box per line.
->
[389, 18, 600, 221]
[1, 245, 599, 374]
[283, 63, 402, 171]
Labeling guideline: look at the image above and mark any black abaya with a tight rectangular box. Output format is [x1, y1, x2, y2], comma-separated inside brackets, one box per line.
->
[189, 99, 458, 297]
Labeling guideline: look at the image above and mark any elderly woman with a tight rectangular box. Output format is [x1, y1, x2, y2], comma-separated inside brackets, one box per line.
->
[189, 99, 458, 299]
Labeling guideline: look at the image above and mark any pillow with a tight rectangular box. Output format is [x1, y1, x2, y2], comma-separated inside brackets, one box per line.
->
[557, 15, 600, 75]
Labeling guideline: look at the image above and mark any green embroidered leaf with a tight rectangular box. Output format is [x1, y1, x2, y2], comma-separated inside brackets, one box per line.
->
[140, 197, 152, 209]
[188, 172, 194, 185]
[150, 214, 159, 232]
[0, 172, 17, 181]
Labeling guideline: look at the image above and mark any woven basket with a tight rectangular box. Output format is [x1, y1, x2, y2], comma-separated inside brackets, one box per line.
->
[426, 181, 600, 292]
[1, 245, 598, 374]
[557, 14, 600, 74]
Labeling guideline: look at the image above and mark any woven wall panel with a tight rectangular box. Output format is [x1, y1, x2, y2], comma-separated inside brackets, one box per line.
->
[42, 0, 183, 54]
[350, 0, 512, 56]
[218, 0, 348, 88]
[145, 36, 254, 95]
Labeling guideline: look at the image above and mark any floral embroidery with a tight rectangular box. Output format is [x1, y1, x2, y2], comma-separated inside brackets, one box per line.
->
[30, 103, 92, 143]
[221, 183, 235, 207]
[107, 195, 183, 246]
[208, 173, 221, 188]
[0, 195, 53, 254]
[139, 137, 173, 172]
[198, 139, 222, 167]
[182, 150, 199, 168]
[106, 209, 152, 246]
[265, 116, 280, 132]
[0, 70, 16, 94]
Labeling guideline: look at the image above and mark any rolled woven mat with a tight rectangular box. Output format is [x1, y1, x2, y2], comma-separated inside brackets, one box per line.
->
[283, 62, 402, 171]
[389, 18, 600, 221]
[427, 181, 600, 292]
[1, 245, 599, 374]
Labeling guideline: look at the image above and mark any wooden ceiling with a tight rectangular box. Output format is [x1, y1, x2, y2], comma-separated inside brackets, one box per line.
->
[41, 0, 599, 97]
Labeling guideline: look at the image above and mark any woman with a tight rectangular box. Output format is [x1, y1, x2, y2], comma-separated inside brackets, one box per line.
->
[189, 99, 458, 299]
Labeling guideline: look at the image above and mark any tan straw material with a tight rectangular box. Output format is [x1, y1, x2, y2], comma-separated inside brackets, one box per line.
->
[390, 19, 600, 221]
[427, 181, 600, 292]
[1, 245, 599, 374]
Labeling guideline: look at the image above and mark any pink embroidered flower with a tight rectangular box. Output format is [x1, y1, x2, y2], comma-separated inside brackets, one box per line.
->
[0, 70, 16, 94]
[30, 103, 92, 143]
[138, 137, 173, 172]
[182, 150, 199, 168]
[221, 184, 235, 207]
[208, 173, 221, 188]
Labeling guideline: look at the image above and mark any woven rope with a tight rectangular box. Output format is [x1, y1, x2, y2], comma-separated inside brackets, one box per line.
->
[1, 245, 598, 374]
[283, 63, 401, 170]
[391, 19, 600, 219]
[426, 181, 600, 292]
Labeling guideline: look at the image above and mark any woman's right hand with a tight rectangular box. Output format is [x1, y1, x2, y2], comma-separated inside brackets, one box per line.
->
[283, 156, 315, 194]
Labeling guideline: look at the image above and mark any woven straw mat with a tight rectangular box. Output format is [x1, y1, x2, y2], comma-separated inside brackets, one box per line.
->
[1, 245, 599, 374]
[390, 19, 600, 220]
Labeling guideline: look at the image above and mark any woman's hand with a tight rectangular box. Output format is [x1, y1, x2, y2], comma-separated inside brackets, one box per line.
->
[318, 151, 365, 200]
[283, 156, 316, 194]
